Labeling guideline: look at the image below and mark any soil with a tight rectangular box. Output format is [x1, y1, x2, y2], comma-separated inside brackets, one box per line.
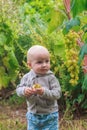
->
[0, 101, 87, 130]
[0, 102, 27, 124]
[0, 102, 87, 122]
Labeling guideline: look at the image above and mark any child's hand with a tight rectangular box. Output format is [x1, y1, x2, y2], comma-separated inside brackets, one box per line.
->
[35, 88, 44, 95]
[24, 87, 36, 97]
[32, 84, 44, 95]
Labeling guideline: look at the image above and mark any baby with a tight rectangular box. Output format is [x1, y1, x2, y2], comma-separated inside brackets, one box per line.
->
[16, 45, 61, 130]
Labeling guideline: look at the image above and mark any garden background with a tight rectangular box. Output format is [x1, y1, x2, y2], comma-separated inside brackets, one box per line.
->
[0, 0, 87, 130]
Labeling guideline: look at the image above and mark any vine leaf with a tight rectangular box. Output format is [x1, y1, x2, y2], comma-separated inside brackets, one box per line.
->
[82, 74, 87, 93]
[0, 67, 10, 89]
[63, 17, 80, 34]
[78, 43, 87, 64]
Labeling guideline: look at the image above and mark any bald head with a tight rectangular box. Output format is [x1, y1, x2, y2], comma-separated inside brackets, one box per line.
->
[27, 45, 50, 63]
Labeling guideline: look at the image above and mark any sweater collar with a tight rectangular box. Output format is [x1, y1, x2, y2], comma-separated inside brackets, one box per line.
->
[30, 69, 53, 79]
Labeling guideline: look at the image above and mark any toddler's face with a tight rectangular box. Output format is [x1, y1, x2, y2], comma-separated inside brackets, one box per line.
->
[29, 52, 50, 75]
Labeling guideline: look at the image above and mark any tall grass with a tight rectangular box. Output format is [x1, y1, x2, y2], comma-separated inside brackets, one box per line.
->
[60, 119, 87, 130]
[0, 96, 87, 130]
[0, 113, 87, 130]
[0, 119, 26, 130]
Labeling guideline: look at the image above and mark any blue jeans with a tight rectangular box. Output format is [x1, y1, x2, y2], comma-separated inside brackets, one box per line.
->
[26, 112, 59, 130]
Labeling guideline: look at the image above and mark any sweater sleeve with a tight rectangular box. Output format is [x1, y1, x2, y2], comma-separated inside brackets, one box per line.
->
[42, 75, 61, 100]
[16, 74, 28, 97]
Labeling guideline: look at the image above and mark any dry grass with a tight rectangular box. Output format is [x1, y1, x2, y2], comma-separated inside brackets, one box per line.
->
[0, 115, 87, 130]
[60, 119, 87, 130]
[0, 103, 87, 130]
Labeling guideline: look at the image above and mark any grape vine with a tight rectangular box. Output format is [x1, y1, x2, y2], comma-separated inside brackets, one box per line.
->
[64, 30, 80, 86]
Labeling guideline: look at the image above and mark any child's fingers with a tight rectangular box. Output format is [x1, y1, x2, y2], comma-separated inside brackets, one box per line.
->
[24, 88, 33, 96]
[36, 88, 44, 95]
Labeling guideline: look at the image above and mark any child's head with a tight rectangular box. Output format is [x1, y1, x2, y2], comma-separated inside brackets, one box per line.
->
[27, 45, 50, 75]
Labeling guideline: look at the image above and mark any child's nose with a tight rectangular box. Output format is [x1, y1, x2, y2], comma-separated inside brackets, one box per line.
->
[42, 62, 46, 67]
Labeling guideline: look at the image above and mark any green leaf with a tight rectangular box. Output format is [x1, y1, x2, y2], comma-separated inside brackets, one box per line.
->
[54, 44, 65, 56]
[0, 67, 10, 89]
[0, 33, 7, 46]
[0, 75, 10, 89]
[82, 24, 87, 33]
[81, 100, 87, 109]
[47, 9, 66, 33]
[9, 69, 19, 82]
[71, 0, 87, 17]
[2, 57, 10, 69]
[8, 51, 19, 69]
[2, 55, 19, 83]
[77, 94, 85, 104]
[82, 74, 87, 93]
[78, 43, 87, 64]
[0, 67, 5, 75]
[4, 45, 12, 51]
[0, 47, 4, 56]
[82, 32, 87, 43]
[63, 17, 80, 34]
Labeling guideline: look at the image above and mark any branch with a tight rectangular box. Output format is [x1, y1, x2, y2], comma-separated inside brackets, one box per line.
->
[63, 0, 71, 20]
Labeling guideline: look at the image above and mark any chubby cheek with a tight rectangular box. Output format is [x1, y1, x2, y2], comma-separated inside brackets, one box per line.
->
[48, 64, 50, 69]
[33, 65, 41, 71]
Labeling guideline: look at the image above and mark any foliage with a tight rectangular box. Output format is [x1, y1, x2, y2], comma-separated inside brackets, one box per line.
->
[7, 93, 26, 105]
[63, 17, 81, 34]
[71, 0, 87, 17]
[82, 74, 87, 93]
[64, 30, 80, 86]
[0, 22, 19, 89]
[79, 44, 87, 62]
[0, 0, 87, 116]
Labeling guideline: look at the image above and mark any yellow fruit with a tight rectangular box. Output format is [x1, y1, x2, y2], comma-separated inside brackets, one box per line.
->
[75, 76, 79, 80]
[33, 84, 41, 89]
[69, 79, 74, 84]
[70, 73, 74, 78]
[64, 30, 80, 86]
[68, 66, 74, 72]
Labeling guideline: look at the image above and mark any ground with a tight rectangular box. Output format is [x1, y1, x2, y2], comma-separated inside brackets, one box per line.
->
[0, 102, 27, 130]
[0, 102, 87, 130]
[0, 103, 27, 123]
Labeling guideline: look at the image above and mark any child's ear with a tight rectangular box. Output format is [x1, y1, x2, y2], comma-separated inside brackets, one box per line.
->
[27, 62, 31, 67]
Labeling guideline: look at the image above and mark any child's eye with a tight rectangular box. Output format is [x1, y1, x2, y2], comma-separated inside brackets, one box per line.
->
[37, 61, 42, 64]
[46, 60, 50, 63]
[36, 60, 50, 64]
